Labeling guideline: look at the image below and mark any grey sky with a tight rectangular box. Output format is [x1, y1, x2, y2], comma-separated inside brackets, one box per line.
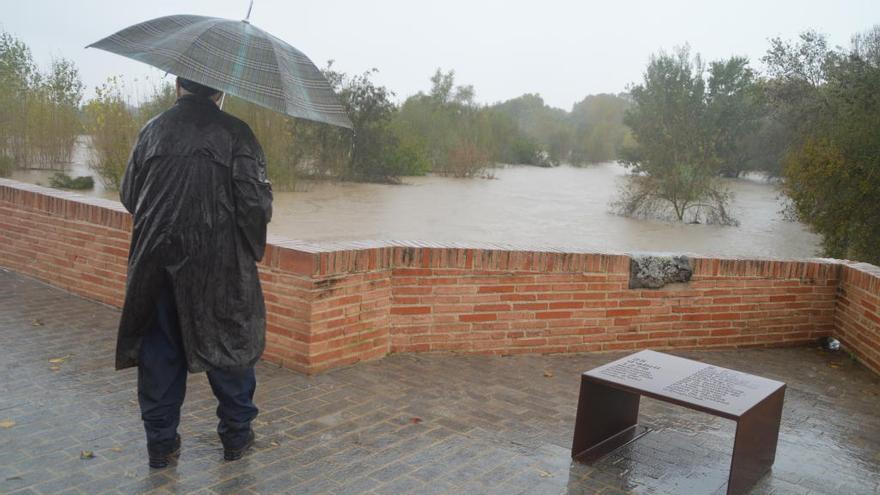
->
[5, 0, 879, 109]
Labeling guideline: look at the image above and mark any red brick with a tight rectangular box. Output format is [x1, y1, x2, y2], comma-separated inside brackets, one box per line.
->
[548, 301, 584, 310]
[536, 311, 572, 320]
[606, 309, 639, 317]
[478, 285, 515, 294]
[460, 313, 497, 322]
[390, 306, 431, 315]
[474, 304, 511, 312]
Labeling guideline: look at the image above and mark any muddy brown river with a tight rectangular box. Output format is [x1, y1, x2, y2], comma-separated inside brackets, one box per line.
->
[11, 140, 821, 259]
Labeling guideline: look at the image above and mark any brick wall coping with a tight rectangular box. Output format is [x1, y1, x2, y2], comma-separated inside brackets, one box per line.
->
[0, 178, 127, 213]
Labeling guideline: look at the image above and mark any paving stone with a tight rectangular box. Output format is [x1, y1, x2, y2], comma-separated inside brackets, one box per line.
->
[1, 269, 879, 494]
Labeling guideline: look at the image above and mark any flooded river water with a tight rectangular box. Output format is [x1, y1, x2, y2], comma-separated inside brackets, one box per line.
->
[269, 164, 820, 258]
[11, 142, 821, 259]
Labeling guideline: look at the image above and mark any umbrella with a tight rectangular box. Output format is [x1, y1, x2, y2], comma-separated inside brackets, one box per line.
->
[87, 8, 352, 129]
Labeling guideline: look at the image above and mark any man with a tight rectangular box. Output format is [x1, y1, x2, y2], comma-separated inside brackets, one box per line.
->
[117, 76, 273, 468]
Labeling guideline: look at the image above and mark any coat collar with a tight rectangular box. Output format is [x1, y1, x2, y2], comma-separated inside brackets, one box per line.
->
[176, 93, 220, 109]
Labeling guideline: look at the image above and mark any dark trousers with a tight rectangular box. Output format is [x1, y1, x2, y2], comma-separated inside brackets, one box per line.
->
[138, 284, 258, 453]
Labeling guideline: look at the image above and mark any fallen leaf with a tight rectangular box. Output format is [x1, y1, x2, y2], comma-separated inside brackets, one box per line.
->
[269, 440, 280, 447]
[537, 469, 553, 478]
[50, 366, 60, 372]
[48, 355, 69, 364]
[31, 319, 44, 326]
[0, 419, 15, 429]
[543, 370, 554, 378]
[410, 417, 423, 424]
[80, 450, 94, 459]
[111, 447, 123, 453]
[829, 363, 841, 369]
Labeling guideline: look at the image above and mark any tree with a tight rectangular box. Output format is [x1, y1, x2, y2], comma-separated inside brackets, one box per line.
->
[28, 57, 84, 165]
[0, 32, 37, 166]
[490, 93, 569, 165]
[0, 32, 85, 169]
[394, 69, 493, 177]
[616, 47, 737, 225]
[780, 26, 880, 263]
[763, 30, 830, 87]
[706, 57, 763, 177]
[484, 109, 542, 165]
[569, 93, 632, 164]
[339, 69, 423, 182]
[755, 30, 833, 177]
[83, 77, 140, 189]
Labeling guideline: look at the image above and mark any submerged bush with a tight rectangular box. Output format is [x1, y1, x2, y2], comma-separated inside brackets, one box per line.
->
[49, 172, 94, 190]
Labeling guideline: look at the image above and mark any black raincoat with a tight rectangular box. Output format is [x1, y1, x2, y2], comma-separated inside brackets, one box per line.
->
[116, 94, 273, 372]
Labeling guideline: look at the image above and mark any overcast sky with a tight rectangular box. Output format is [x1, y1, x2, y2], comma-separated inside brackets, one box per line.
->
[4, 0, 879, 109]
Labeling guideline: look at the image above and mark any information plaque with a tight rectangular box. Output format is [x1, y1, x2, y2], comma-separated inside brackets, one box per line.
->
[585, 350, 784, 418]
[571, 350, 786, 495]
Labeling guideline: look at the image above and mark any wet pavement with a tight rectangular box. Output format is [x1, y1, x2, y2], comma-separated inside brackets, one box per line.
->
[1, 268, 879, 495]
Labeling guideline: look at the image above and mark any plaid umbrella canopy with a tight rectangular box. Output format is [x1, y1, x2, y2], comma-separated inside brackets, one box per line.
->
[87, 14, 352, 129]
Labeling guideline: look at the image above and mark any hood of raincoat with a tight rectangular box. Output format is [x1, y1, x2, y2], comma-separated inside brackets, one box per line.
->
[116, 94, 273, 372]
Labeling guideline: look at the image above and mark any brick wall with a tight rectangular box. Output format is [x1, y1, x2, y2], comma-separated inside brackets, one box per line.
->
[387, 249, 839, 355]
[0, 181, 131, 307]
[1, 178, 878, 375]
[835, 262, 880, 373]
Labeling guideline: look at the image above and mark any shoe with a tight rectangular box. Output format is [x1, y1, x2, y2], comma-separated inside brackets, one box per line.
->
[148, 434, 181, 469]
[223, 429, 255, 461]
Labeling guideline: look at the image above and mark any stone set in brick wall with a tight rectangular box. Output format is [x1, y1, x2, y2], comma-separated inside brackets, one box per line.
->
[1, 178, 878, 375]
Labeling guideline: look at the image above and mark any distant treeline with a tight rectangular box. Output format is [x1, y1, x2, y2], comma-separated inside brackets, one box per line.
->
[225, 66, 633, 188]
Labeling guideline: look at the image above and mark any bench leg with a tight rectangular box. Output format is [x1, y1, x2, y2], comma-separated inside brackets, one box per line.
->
[571, 376, 642, 462]
[727, 386, 786, 495]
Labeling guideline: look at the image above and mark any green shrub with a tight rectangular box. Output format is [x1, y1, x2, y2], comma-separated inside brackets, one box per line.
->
[83, 77, 139, 189]
[49, 172, 94, 190]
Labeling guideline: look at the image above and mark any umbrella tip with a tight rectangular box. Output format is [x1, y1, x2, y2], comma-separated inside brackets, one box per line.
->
[244, 0, 254, 22]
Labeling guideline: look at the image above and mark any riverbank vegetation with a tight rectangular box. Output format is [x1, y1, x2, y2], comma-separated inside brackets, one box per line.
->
[769, 27, 880, 264]
[0, 32, 83, 174]
[616, 23, 880, 264]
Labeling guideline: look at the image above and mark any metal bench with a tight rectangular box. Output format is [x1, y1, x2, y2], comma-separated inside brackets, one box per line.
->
[571, 350, 786, 495]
